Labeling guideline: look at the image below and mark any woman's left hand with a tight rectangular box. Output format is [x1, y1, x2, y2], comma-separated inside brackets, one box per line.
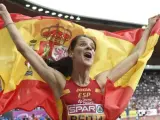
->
[148, 14, 160, 28]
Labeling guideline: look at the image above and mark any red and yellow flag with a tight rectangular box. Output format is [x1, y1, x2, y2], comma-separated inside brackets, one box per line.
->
[0, 14, 159, 120]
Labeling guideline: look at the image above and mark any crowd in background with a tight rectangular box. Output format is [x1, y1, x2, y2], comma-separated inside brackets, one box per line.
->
[128, 71, 160, 111]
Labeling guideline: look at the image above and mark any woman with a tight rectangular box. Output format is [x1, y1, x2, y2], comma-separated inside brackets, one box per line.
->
[0, 3, 159, 120]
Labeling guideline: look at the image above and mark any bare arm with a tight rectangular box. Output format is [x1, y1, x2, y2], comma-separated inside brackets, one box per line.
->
[96, 15, 159, 88]
[0, 4, 65, 98]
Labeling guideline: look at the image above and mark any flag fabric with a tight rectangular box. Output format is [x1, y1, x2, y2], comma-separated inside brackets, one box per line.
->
[0, 13, 159, 120]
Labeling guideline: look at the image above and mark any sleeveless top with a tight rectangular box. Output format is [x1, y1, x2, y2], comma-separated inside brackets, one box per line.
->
[60, 79, 105, 120]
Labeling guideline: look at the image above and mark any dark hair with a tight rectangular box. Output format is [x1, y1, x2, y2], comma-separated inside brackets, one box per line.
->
[45, 35, 96, 77]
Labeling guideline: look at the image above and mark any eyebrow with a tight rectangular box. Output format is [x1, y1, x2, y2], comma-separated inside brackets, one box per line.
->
[78, 39, 96, 48]
[78, 40, 87, 43]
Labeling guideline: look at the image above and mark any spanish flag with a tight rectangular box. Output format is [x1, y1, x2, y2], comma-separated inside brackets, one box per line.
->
[0, 14, 159, 120]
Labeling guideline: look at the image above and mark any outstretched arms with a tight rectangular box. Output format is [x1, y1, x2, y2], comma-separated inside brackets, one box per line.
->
[0, 4, 65, 98]
[96, 15, 160, 88]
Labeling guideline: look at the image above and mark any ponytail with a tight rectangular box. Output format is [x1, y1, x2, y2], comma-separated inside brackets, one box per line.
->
[45, 56, 73, 77]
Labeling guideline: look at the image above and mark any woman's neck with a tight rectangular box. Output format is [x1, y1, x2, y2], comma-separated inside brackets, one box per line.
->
[71, 65, 90, 86]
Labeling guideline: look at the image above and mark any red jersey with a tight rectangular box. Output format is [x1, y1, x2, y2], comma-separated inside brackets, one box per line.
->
[60, 79, 105, 120]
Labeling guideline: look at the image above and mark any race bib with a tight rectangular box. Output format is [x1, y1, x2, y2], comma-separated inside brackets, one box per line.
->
[67, 104, 105, 120]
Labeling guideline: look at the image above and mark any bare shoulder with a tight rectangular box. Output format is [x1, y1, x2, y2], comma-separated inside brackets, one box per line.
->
[95, 70, 111, 89]
[48, 67, 66, 89]
[46, 67, 66, 99]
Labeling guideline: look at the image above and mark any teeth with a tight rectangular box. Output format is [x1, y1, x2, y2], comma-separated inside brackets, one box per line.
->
[86, 53, 90, 55]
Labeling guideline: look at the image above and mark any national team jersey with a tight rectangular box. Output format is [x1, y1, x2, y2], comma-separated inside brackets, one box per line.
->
[60, 79, 105, 120]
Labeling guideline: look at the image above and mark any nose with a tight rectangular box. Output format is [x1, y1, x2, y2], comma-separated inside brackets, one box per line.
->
[86, 45, 92, 50]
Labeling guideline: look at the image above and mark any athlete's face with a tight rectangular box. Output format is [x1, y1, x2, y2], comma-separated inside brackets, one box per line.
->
[71, 37, 96, 67]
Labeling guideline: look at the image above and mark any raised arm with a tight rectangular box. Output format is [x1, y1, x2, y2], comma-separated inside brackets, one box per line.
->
[96, 15, 160, 88]
[0, 4, 65, 98]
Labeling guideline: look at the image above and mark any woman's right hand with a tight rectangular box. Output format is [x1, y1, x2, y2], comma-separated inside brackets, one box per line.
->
[0, 4, 7, 12]
[0, 4, 9, 17]
[0, 4, 13, 25]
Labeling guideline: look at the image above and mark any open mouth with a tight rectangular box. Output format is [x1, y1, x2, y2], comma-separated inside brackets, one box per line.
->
[84, 52, 92, 58]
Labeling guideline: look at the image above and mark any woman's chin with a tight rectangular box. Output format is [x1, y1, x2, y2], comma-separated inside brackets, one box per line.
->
[83, 61, 93, 67]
